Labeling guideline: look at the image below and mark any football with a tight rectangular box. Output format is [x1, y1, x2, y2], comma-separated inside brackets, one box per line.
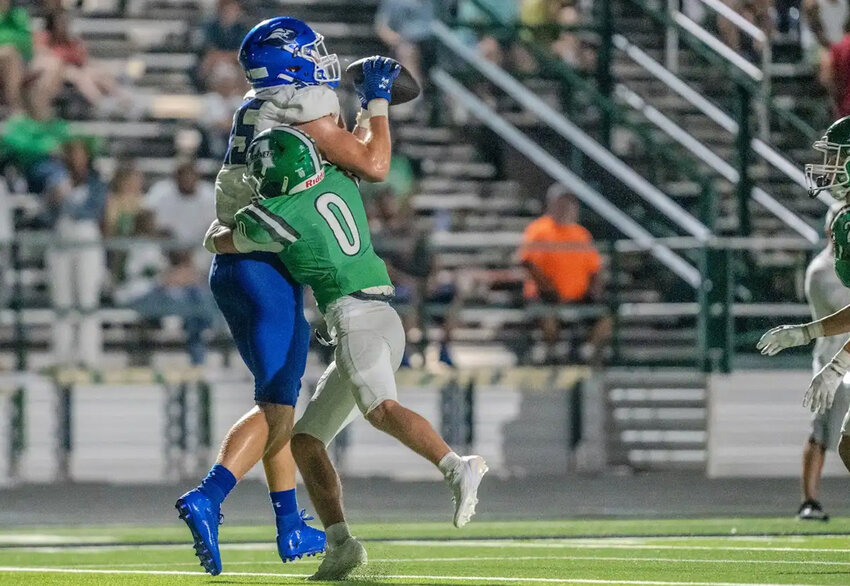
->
[344, 57, 422, 105]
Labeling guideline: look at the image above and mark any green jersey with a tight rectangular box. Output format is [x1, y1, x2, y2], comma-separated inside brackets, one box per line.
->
[234, 165, 393, 312]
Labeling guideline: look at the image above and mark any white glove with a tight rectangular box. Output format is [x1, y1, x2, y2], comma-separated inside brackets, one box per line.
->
[804, 349, 850, 414]
[756, 322, 823, 356]
[203, 219, 225, 254]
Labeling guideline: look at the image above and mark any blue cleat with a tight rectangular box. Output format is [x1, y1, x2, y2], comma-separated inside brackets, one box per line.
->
[277, 509, 327, 563]
[175, 489, 223, 576]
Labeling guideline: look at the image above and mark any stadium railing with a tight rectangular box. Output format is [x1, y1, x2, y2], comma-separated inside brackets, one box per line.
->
[445, 0, 822, 244]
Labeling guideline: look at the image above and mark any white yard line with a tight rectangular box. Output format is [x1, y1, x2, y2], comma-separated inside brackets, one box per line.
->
[387, 539, 850, 554]
[70, 554, 850, 569]
[0, 566, 831, 586]
[8, 538, 850, 555]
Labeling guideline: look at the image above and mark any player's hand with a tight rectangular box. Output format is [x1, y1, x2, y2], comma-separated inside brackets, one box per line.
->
[359, 56, 401, 104]
[756, 324, 812, 356]
[805, 363, 844, 414]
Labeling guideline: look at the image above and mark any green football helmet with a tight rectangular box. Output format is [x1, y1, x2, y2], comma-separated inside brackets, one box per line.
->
[244, 126, 325, 199]
[830, 204, 850, 286]
[806, 116, 850, 199]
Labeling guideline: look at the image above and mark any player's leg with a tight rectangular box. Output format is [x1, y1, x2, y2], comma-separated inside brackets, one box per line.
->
[292, 362, 366, 581]
[800, 437, 828, 520]
[802, 383, 850, 520]
[176, 254, 320, 575]
[335, 299, 488, 528]
[257, 305, 324, 562]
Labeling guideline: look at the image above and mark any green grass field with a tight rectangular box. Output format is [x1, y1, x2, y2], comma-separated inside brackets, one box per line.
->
[1, 518, 849, 585]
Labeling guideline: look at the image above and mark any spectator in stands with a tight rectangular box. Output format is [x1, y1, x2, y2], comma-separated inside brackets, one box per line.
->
[43, 138, 107, 367]
[518, 184, 611, 363]
[819, 16, 850, 117]
[375, 0, 436, 90]
[144, 159, 215, 254]
[103, 161, 145, 283]
[0, 0, 32, 112]
[717, 0, 771, 62]
[551, 1, 583, 69]
[112, 209, 166, 305]
[197, 62, 245, 159]
[137, 159, 216, 365]
[103, 162, 144, 239]
[129, 247, 216, 366]
[0, 87, 69, 193]
[802, 0, 848, 66]
[197, 0, 249, 90]
[521, 0, 562, 44]
[457, 0, 519, 68]
[31, 9, 126, 115]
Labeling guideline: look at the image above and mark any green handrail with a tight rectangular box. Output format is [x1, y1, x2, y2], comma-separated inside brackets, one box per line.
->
[627, 0, 818, 142]
[455, 0, 717, 229]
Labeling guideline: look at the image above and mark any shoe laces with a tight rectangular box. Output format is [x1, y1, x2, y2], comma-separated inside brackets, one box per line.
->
[299, 509, 315, 522]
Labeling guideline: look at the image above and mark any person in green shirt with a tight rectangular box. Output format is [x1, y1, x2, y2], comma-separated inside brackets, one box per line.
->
[0, 105, 70, 193]
[0, 0, 32, 111]
[205, 126, 488, 579]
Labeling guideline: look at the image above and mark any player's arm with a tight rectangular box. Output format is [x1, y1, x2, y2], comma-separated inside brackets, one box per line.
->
[296, 56, 401, 183]
[757, 302, 850, 355]
[297, 106, 391, 182]
[203, 212, 284, 255]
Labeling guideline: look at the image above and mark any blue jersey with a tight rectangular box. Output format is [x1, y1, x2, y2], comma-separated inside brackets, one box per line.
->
[209, 84, 340, 404]
[214, 85, 340, 226]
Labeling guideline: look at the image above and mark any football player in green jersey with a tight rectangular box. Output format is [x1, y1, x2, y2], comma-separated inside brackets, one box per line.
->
[207, 126, 488, 580]
[758, 116, 850, 481]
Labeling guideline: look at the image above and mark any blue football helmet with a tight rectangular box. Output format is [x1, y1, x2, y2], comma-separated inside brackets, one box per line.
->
[238, 17, 340, 89]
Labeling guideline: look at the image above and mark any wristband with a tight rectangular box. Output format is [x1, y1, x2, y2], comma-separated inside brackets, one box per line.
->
[356, 108, 371, 131]
[804, 321, 825, 342]
[367, 98, 389, 119]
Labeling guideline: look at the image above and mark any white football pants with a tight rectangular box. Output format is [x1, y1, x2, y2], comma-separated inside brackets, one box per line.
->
[294, 296, 405, 446]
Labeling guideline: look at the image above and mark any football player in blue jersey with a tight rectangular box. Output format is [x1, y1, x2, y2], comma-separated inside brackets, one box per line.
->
[175, 17, 400, 576]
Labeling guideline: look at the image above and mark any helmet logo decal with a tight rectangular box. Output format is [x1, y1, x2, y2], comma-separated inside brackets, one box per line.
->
[262, 28, 298, 48]
[254, 138, 275, 176]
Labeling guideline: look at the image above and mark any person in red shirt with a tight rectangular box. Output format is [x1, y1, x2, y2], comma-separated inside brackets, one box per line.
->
[31, 9, 121, 110]
[518, 184, 611, 363]
[820, 18, 850, 117]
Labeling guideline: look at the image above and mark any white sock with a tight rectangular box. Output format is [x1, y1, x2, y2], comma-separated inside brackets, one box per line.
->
[438, 451, 462, 477]
[326, 522, 351, 548]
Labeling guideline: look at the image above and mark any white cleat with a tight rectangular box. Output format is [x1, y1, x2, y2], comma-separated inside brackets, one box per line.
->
[308, 536, 367, 581]
[446, 455, 488, 528]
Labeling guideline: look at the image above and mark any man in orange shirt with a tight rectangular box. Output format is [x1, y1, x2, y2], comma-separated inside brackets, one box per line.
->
[519, 184, 610, 363]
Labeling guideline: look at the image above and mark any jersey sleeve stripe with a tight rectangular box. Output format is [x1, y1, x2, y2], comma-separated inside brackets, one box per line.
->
[244, 205, 300, 243]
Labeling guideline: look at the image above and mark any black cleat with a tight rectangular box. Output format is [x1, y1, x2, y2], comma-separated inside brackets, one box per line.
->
[797, 499, 829, 521]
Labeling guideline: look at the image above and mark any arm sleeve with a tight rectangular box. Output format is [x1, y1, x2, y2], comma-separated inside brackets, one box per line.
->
[260, 85, 341, 125]
[233, 206, 285, 253]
